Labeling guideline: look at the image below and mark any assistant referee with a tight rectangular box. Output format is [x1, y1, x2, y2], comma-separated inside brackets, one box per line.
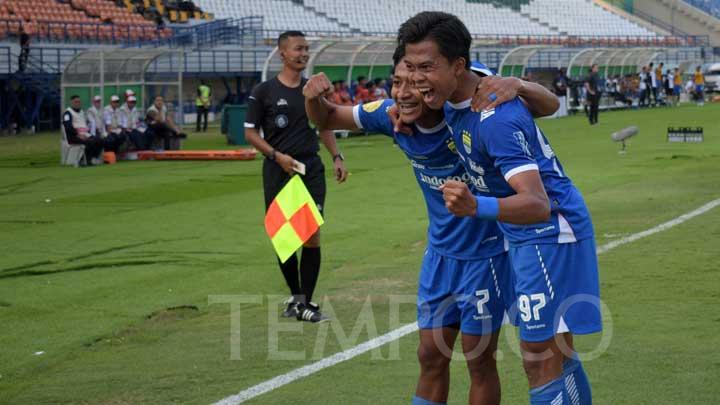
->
[245, 30, 348, 323]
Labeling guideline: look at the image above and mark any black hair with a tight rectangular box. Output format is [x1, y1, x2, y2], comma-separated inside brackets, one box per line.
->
[392, 45, 405, 67]
[365, 81, 375, 89]
[397, 11, 471, 69]
[277, 30, 305, 48]
[70, 95, 80, 100]
[373, 78, 383, 85]
[357, 75, 366, 82]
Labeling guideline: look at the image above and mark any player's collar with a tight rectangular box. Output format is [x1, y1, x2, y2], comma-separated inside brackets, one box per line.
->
[415, 120, 447, 134]
[446, 98, 472, 110]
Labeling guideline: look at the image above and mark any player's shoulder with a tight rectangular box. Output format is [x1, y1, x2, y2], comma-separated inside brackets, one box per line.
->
[478, 97, 528, 128]
[359, 98, 394, 114]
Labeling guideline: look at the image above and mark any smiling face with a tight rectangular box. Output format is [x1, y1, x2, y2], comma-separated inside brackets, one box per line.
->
[403, 40, 464, 110]
[280, 36, 309, 72]
[391, 61, 427, 124]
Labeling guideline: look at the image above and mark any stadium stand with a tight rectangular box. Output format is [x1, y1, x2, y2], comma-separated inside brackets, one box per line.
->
[684, 0, 720, 19]
[519, 0, 656, 37]
[193, 0, 352, 34]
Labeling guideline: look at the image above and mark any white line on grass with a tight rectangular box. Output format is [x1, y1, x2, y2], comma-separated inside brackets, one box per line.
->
[214, 197, 720, 404]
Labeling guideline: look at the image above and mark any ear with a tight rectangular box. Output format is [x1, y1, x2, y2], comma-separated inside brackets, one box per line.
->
[454, 58, 466, 77]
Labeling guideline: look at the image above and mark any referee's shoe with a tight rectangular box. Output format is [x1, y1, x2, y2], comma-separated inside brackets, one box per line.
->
[296, 302, 329, 323]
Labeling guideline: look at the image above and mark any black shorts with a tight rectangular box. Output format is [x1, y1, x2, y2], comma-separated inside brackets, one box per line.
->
[263, 154, 326, 215]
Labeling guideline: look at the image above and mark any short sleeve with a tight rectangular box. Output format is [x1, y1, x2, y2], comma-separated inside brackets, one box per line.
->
[352, 99, 394, 137]
[244, 83, 265, 129]
[482, 103, 539, 181]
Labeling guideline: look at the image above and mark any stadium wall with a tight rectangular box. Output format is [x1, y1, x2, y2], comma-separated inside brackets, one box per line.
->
[633, 0, 720, 46]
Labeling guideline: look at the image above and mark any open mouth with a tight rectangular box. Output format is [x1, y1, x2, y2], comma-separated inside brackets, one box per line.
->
[416, 86, 436, 105]
[398, 101, 420, 115]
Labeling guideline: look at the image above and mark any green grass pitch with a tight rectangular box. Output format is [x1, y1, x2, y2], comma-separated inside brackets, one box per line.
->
[1, 104, 719, 404]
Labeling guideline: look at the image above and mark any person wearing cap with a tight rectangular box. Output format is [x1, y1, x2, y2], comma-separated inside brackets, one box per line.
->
[119, 95, 150, 149]
[63, 95, 103, 165]
[87, 95, 105, 138]
[103, 95, 127, 143]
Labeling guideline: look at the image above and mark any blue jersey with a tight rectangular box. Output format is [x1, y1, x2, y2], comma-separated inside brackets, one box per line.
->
[353, 99, 506, 260]
[444, 98, 594, 247]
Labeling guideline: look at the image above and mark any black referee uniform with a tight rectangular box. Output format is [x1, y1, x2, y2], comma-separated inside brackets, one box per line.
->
[246, 76, 326, 212]
[245, 75, 328, 321]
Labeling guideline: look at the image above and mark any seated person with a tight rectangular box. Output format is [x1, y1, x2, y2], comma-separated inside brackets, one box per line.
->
[88, 95, 125, 153]
[146, 95, 187, 137]
[103, 95, 129, 151]
[119, 96, 152, 150]
[145, 109, 186, 150]
[63, 95, 103, 165]
[329, 81, 353, 106]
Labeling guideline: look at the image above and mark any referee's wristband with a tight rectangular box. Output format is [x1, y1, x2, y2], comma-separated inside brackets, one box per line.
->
[475, 196, 499, 220]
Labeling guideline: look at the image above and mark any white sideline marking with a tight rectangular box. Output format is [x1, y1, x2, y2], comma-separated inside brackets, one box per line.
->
[214, 198, 720, 404]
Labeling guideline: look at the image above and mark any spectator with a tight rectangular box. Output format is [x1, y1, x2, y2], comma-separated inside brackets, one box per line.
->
[86, 95, 105, 138]
[673, 68, 683, 103]
[196, 79, 212, 132]
[694, 65, 705, 106]
[363, 81, 378, 103]
[648, 62, 657, 105]
[18, 24, 30, 73]
[329, 81, 352, 106]
[103, 95, 125, 141]
[373, 78, 388, 99]
[664, 69, 674, 106]
[146, 95, 187, 149]
[639, 66, 649, 107]
[120, 96, 150, 149]
[584, 64, 600, 125]
[352, 76, 367, 101]
[552, 68, 568, 117]
[63, 95, 103, 165]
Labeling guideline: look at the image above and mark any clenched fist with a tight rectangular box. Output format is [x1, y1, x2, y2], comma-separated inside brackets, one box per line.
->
[439, 180, 477, 217]
[303, 73, 334, 100]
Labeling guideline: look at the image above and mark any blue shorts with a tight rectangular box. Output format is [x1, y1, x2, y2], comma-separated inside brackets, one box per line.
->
[674, 85, 682, 96]
[417, 248, 514, 336]
[695, 85, 704, 94]
[509, 238, 602, 342]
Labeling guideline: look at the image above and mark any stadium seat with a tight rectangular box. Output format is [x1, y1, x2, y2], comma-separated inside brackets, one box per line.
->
[60, 128, 87, 168]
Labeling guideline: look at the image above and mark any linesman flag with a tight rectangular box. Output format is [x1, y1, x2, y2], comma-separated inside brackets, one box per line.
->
[264, 175, 324, 263]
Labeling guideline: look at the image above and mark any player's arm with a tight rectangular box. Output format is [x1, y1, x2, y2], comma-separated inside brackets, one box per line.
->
[471, 76, 559, 118]
[441, 172, 550, 224]
[318, 129, 348, 183]
[243, 86, 295, 174]
[304, 73, 359, 131]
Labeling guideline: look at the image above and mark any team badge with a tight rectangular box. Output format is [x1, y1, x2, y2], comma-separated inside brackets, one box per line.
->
[462, 130, 472, 154]
[277, 98, 288, 106]
[275, 114, 289, 128]
[362, 100, 383, 113]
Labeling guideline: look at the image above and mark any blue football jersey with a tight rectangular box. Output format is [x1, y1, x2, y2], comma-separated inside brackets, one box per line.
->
[353, 99, 506, 260]
[443, 98, 594, 247]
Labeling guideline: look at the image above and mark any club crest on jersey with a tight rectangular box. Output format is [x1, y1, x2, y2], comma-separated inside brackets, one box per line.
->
[362, 100, 383, 113]
[462, 130, 472, 154]
[447, 139, 457, 154]
[275, 114, 289, 128]
[276, 98, 288, 106]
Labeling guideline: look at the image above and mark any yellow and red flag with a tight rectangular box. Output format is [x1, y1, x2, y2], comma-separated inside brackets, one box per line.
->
[264, 175, 324, 263]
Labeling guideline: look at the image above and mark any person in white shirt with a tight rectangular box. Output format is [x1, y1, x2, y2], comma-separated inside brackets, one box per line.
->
[86, 95, 105, 138]
[103, 95, 128, 151]
[638, 67, 648, 107]
[120, 96, 151, 149]
[63, 95, 103, 164]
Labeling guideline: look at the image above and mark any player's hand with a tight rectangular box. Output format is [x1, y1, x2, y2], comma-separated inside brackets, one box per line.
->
[275, 152, 296, 174]
[471, 76, 523, 113]
[303, 73, 334, 100]
[334, 159, 348, 183]
[439, 180, 477, 217]
[386, 104, 413, 135]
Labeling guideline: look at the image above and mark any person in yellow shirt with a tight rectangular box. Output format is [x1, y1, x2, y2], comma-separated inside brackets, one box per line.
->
[673, 68, 683, 105]
[694, 66, 705, 106]
[196, 80, 212, 132]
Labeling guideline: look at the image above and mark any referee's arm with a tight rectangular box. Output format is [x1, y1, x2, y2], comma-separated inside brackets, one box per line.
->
[244, 90, 295, 174]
